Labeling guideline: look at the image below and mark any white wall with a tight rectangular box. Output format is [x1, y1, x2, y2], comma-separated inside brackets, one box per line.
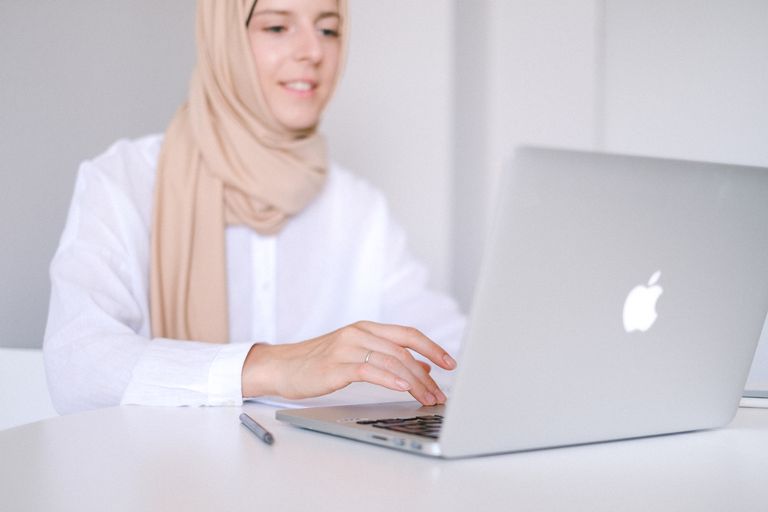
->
[0, 1, 196, 349]
[602, 0, 768, 166]
[322, 0, 455, 293]
[0, 349, 57, 430]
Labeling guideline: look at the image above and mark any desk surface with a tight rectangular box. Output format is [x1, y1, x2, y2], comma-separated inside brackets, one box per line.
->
[2, 403, 768, 512]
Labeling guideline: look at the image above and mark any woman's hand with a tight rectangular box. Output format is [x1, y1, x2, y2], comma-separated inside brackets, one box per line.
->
[241, 321, 457, 405]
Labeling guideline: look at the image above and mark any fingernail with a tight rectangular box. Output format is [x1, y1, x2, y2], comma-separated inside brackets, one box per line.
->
[436, 389, 447, 403]
[443, 354, 457, 369]
[396, 378, 411, 390]
[425, 392, 437, 405]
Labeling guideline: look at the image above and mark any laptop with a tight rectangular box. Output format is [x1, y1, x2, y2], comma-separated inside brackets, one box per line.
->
[276, 147, 768, 458]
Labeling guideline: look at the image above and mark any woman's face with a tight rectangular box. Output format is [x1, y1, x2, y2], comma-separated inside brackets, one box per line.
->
[247, 0, 342, 132]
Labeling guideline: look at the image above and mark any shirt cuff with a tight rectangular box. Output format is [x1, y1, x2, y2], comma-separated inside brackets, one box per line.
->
[207, 342, 255, 406]
[121, 338, 255, 408]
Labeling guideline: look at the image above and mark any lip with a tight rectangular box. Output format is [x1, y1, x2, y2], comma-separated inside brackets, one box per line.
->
[279, 79, 318, 98]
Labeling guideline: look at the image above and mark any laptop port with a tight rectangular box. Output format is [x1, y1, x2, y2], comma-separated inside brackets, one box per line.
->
[371, 435, 388, 442]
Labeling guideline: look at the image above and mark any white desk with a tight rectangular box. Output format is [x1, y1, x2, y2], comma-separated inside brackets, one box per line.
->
[2, 404, 767, 511]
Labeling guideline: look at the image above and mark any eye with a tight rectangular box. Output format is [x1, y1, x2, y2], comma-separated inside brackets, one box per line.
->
[319, 28, 340, 38]
[264, 25, 286, 33]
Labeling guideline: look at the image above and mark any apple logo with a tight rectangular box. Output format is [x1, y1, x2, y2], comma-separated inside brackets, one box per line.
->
[622, 271, 663, 333]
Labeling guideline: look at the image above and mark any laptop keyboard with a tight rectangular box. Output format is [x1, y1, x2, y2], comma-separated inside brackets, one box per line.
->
[356, 415, 444, 439]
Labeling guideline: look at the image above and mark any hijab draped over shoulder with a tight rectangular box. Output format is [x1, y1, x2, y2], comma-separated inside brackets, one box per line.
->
[150, 0, 348, 343]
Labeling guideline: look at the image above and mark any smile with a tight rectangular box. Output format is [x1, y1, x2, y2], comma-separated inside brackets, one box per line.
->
[281, 80, 317, 92]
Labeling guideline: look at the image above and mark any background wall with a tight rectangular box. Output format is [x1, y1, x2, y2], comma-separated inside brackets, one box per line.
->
[322, 1, 455, 294]
[1, 0, 766, 387]
[1, 1, 196, 348]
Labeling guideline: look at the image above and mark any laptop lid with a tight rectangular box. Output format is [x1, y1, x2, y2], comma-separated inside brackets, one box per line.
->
[278, 147, 768, 458]
[438, 147, 768, 457]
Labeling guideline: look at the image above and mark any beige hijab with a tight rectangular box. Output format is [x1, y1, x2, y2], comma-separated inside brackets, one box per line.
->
[150, 0, 348, 343]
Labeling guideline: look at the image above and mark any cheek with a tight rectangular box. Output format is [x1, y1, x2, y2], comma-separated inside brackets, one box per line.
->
[248, 38, 281, 90]
[322, 43, 341, 87]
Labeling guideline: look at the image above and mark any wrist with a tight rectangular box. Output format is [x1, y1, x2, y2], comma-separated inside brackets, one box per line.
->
[241, 343, 282, 398]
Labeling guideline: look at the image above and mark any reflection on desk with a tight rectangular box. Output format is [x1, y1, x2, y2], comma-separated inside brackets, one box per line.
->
[1, 404, 767, 512]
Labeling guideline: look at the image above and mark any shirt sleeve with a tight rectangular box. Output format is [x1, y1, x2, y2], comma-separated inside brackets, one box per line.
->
[121, 339, 253, 407]
[44, 149, 251, 414]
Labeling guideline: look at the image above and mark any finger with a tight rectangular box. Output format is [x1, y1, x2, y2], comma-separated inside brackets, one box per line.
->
[365, 351, 439, 406]
[345, 362, 440, 406]
[343, 362, 413, 394]
[338, 325, 445, 403]
[355, 321, 457, 371]
[364, 342, 445, 404]
[356, 322, 456, 403]
[418, 361, 432, 374]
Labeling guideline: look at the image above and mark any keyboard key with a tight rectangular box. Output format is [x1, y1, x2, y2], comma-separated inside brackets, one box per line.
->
[357, 415, 444, 440]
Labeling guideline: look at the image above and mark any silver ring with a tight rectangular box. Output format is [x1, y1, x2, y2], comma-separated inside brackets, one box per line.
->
[364, 350, 373, 364]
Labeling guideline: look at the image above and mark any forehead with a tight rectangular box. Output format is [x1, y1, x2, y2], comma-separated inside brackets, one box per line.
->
[252, 0, 339, 14]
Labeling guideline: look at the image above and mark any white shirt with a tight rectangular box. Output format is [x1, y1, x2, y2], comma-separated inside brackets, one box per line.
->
[44, 135, 465, 414]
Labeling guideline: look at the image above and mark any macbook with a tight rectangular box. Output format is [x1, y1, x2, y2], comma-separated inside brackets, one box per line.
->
[277, 147, 768, 458]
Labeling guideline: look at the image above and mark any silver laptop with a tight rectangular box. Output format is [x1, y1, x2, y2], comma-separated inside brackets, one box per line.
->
[277, 147, 768, 458]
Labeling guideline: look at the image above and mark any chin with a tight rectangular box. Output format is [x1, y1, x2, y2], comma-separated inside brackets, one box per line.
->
[278, 115, 322, 133]
[272, 101, 326, 131]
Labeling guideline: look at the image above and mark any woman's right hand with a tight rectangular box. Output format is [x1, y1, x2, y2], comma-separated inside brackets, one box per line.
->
[241, 321, 457, 405]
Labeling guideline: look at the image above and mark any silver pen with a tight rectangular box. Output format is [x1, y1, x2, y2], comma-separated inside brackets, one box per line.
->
[239, 412, 275, 445]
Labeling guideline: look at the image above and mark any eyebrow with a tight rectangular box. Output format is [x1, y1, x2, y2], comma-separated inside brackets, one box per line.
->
[248, 9, 341, 25]
[251, 9, 291, 18]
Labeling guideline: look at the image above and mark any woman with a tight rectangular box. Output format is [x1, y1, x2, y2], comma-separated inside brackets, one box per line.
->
[44, 0, 464, 414]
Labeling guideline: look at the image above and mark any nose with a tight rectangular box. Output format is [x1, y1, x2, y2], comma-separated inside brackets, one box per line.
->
[293, 26, 323, 64]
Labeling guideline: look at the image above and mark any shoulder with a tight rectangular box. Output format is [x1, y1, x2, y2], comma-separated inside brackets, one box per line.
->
[71, 135, 163, 222]
[77, 134, 162, 192]
[65, 135, 163, 238]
